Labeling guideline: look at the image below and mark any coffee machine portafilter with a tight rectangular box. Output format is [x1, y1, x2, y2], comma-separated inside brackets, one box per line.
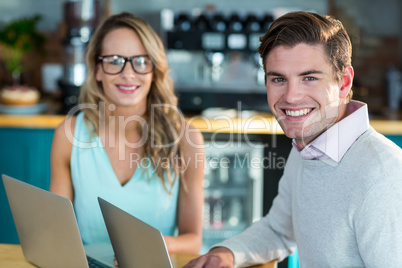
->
[205, 51, 225, 83]
[59, 0, 101, 114]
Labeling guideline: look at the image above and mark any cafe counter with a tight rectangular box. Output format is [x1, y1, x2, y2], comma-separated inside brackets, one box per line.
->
[1, 113, 402, 247]
[1, 114, 402, 135]
[0, 244, 277, 268]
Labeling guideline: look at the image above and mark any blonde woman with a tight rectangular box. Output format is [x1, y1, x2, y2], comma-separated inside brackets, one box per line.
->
[50, 12, 204, 254]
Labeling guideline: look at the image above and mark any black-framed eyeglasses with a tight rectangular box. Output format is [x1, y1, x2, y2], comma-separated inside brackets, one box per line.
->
[98, 55, 154, 75]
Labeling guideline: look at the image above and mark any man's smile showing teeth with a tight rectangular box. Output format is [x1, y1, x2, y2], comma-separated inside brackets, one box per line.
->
[285, 108, 312, 117]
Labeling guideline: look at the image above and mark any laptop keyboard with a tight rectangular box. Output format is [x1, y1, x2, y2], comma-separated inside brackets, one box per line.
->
[87, 255, 111, 268]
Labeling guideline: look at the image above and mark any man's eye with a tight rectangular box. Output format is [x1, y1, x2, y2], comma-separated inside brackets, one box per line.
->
[273, 78, 285, 83]
[304, 77, 317, 81]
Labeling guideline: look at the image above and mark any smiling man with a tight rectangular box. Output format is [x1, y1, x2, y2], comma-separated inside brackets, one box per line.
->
[265, 42, 353, 150]
[184, 11, 402, 268]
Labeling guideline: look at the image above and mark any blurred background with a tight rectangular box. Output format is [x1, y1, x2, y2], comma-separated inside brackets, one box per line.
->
[0, 0, 401, 117]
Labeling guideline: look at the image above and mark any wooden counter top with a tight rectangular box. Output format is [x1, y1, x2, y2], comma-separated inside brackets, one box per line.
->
[1, 114, 402, 135]
[0, 115, 65, 129]
[0, 244, 277, 268]
[0, 114, 285, 134]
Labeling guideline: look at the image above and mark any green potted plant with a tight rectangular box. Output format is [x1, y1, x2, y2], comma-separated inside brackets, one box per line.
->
[0, 15, 45, 85]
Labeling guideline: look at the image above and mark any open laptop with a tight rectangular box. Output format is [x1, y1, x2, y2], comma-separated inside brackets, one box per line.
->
[98, 197, 173, 268]
[2, 174, 115, 268]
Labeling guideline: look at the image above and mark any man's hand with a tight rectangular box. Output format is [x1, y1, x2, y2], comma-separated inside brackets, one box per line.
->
[182, 247, 234, 268]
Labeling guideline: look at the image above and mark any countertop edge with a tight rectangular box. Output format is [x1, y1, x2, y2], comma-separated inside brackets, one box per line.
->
[1, 115, 402, 135]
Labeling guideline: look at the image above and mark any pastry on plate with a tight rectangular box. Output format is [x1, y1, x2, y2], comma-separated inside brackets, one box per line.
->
[0, 85, 40, 105]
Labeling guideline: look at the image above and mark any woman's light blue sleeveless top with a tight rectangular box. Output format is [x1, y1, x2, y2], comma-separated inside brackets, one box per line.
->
[71, 112, 179, 245]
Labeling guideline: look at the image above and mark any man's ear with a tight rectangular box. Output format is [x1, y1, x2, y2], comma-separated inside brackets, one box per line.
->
[339, 65, 354, 99]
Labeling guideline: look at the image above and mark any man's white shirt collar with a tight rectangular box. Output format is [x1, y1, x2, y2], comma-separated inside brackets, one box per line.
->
[293, 100, 370, 162]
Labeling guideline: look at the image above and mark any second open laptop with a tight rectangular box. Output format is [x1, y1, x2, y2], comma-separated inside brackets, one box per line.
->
[98, 197, 174, 268]
[2, 174, 115, 268]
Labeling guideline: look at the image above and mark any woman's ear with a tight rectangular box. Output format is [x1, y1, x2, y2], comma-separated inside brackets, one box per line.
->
[95, 63, 102, 82]
[339, 65, 354, 99]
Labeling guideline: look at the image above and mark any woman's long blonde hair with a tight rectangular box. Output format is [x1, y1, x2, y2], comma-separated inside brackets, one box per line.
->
[79, 12, 183, 191]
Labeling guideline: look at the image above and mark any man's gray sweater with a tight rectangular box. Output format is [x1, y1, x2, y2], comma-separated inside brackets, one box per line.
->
[215, 127, 402, 267]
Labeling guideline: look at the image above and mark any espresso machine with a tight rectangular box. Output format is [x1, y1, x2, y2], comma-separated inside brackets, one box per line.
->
[59, 0, 102, 114]
[161, 9, 274, 113]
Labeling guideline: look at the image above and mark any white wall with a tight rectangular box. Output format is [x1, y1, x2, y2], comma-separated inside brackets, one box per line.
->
[0, 0, 400, 37]
[336, 0, 402, 36]
[0, 0, 327, 32]
[110, 0, 327, 15]
[0, 0, 64, 31]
